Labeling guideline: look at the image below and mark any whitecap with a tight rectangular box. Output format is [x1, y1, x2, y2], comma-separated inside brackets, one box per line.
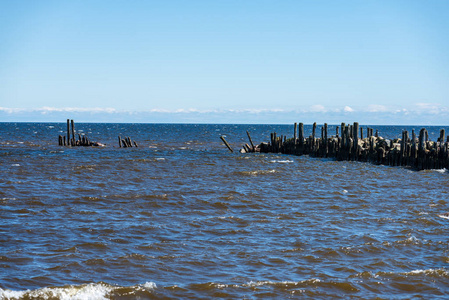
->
[270, 160, 293, 163]
[141, 282, 157, 290]
[11, 164, 20, 167]
[0, 283, 113, 300]
[438, 213, 449, 219]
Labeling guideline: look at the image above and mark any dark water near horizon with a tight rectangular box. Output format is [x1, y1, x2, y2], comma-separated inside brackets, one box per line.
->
[1, 122, 449, 299]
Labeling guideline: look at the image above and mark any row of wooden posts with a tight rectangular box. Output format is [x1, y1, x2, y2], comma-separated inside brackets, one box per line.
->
[58, 119, 96, 146]
[58, 119, 136, 148]
[221, 122, 449, 171]
[118, 136, 138, 148]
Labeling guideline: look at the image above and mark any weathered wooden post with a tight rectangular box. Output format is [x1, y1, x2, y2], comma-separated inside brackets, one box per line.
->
[298, 123, 304, 149]
[324, 123, 328, 157]
[440, 129, 445, 143]
[312, 122, 316, 139]
[220, 136, 234, 153]
[353, 122, 359, 160]
[71, 120, 75, 146]
[418, 128, 426, 170]
[294, 123, 297, 143]
[121, 139, 128, 148]
[246, 131, 255, 151]
[66, 119, 70, 146]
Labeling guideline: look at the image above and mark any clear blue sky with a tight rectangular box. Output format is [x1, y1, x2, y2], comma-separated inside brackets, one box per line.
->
[1, 0, 448, 124]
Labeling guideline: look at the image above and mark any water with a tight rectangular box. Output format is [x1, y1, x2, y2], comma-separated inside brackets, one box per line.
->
[1, 123, 449, 299]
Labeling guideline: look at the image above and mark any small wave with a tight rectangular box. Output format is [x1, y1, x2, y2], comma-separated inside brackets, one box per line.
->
[0, 282, 158, 300]
[237, 169, 277, 176]
[0, 283, 113, 300]
[11, 164, 20, 167]
[270, 160, 293, 163]
[243, 279, 321, 288]
[438, 213, 449, 219]
[433, 168, 448, 174]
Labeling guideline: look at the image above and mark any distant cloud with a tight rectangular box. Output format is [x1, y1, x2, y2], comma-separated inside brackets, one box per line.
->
[309, 105, 326, 112]
[413, 103, 447, 114]
[343, 106, 354, 112]
[1, 104, 448, 125]
[366, 104, 388, 112]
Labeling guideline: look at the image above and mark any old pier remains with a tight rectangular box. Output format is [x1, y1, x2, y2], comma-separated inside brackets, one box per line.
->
[58, 119, 100, 147]
[255, 122, 449, 171]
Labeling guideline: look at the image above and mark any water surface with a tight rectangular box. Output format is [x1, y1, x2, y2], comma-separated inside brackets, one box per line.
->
[1, 123, 449, 299]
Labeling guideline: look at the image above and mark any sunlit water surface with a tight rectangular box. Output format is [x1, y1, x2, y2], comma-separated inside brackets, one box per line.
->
[1, 123, 449, 299]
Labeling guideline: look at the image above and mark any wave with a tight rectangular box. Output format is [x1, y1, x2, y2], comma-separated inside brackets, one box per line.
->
[269, 160, 294, 163]
[0, 282, 157, 300]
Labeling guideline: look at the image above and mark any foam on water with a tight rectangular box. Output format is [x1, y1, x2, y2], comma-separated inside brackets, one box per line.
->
[0, 282, 158, 300]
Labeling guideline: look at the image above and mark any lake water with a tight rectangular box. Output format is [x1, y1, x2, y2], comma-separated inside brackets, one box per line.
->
[1, 123, 449, 299]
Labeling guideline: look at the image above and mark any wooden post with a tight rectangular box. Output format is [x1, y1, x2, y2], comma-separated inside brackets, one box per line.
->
[336, 126, 339, 138]
[353, 122, 359, 160]
[71, 120, 75, 146]
[418, 128, 426, 170]
[298, 123, 304, 147]
[294, 123, 297, 142]
[246, 131, 255, 150]
[324, 123, 328, 157]
[220, 136, 234, 153]
[66, 119, 70, 146]
[118, 136, 122, 148]
[312, 122, 316, 139]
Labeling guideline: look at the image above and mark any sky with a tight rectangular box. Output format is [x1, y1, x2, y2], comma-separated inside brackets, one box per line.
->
[1, 0, 448, 124]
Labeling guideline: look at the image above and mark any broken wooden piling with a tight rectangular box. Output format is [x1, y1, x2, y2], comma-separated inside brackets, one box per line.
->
[58, 119, 104, 147]
[220, 136, 234, 153]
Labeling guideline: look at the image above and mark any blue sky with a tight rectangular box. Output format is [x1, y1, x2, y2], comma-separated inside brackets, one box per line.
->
[1, 0, 448, 124]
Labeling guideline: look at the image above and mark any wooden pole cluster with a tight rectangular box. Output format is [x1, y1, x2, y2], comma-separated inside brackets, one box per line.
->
[58, 119, 104, 147]
[241, 131, 257, 153]
[257, 122, 449, 171]
[118, 136, 138, 148]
